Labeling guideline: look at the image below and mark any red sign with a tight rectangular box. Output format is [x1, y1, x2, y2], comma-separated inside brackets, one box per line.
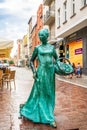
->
[75, 48, 83, 55]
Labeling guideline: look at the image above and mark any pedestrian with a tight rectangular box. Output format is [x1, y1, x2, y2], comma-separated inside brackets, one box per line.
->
[69, 62, 76, 78]
[72, 63, 76, 74]
[19, 29, 73, 128]
[76, 62, 82, 78]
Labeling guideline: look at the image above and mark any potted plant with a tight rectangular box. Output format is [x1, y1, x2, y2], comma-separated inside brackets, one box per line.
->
[9, 60, 15, 66]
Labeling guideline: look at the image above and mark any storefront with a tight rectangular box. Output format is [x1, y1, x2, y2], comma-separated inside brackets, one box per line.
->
[65, 39, 83, 67]
[65, 27, 87, 75]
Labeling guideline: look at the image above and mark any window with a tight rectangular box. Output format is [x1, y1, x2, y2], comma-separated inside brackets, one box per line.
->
[66, 45, 69, 58]
[63, 1, 67, 23]
[72, 0, 75, 15]
[57, 8, 60, 28]
[81, 0, 87, 7]
[70, 0, 76, 18]
[83, 0, 87, 5]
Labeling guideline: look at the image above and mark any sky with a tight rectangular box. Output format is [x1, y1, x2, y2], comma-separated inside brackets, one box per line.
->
[0, 0, 43, 57]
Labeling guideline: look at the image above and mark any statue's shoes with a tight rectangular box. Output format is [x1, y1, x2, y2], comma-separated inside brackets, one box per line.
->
[50, 121, 57, 128]
[18, 115, 22, 119]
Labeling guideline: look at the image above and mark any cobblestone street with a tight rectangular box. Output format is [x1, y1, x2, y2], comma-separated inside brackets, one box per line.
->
[0, 67, 87, 130]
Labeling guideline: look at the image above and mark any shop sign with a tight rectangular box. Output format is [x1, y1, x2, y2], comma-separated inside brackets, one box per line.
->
[75, 48, 83, 55]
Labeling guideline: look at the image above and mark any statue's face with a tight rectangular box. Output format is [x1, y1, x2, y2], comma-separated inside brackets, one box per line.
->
[38, 29, 49, 43]
[39, 33, 47, 42]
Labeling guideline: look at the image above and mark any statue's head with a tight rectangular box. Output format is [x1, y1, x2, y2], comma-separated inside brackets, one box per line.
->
[38, 28, 49, 42]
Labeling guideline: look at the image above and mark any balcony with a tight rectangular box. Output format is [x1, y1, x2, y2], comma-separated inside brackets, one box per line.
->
[43, 0, 53, 6]
[44, 9, 55, 25]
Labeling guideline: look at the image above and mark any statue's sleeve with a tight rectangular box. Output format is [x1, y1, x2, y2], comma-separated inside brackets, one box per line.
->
[53, 46, 58, 60]
[30, 47, 38, 74]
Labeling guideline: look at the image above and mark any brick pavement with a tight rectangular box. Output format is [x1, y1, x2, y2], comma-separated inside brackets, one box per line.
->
[56, 74, 87, 88]
[0, 67, 87, 130]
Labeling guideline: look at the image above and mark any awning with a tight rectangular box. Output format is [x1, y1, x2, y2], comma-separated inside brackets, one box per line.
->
[0, 38, 14, 49]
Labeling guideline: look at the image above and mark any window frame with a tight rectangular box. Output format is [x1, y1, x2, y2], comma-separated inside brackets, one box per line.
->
[80, 0, 87, 10]
[72, 0, 75, 15]
[70, 0, 76, 18]
[63, 1, 67, 24]
[57, 8, 61, 28]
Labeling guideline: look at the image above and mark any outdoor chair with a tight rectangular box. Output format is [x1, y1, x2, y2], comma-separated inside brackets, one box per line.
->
[5, 68, 10, 74]
[3, 70, 16, 91]
[0, 70, 3, 90]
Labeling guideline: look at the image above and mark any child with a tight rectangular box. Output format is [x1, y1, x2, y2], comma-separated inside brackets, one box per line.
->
[76, 63, 82, 78]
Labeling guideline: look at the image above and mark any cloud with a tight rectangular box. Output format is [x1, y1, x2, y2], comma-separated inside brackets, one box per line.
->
[0, 0, 43, 39]
[0, 0, 43, 20]
[0, 0, 43, 57]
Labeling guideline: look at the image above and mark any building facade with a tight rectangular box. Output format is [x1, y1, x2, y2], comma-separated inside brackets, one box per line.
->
[55, 0, 87, 74]
[43, 0, 62, 57]
[43, 0, 56, 44]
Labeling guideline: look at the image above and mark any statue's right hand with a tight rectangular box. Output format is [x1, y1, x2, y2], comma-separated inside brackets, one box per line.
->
[33, 72, 37, 79]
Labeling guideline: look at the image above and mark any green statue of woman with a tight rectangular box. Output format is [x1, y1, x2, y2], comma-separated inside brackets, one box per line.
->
[20, 29, 73, 128]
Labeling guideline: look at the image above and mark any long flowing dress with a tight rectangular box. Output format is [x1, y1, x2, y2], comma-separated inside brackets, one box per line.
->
[20, 43, 58, 124]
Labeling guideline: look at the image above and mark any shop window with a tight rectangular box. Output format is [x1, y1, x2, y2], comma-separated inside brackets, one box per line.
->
[66, 45, 69, 58]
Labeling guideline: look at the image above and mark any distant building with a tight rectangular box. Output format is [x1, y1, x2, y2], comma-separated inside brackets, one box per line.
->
[28, 4, 43, 67]
[17, 39, 24, 60]
[36, 4, 43, 46]
[23, 34, 28, 59]
[28, 15, 37, 60]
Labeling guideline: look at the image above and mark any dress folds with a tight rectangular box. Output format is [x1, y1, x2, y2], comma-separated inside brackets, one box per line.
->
[20, 44, 58, 124]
